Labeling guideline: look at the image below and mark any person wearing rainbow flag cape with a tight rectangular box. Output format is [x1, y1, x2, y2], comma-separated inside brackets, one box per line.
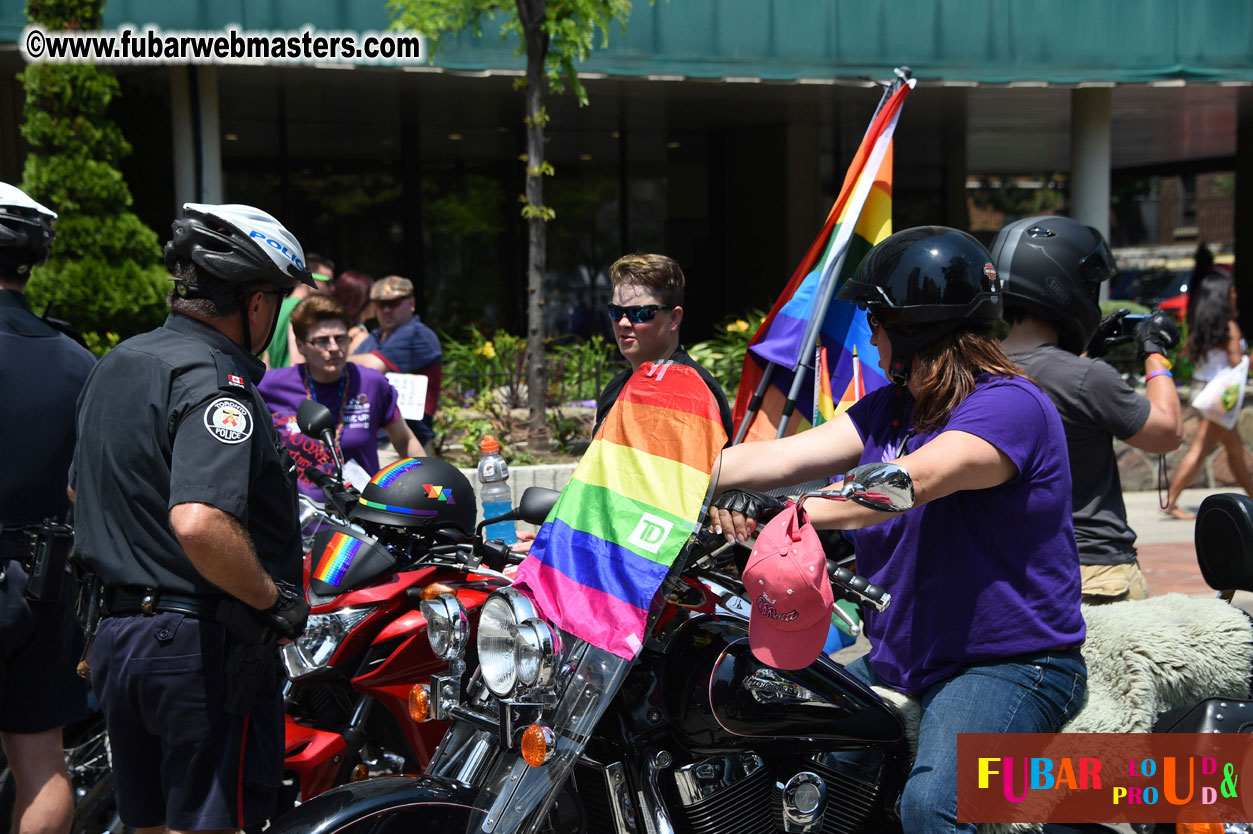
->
[710, 227, 1086, 834]
[596, 254, 733, 438]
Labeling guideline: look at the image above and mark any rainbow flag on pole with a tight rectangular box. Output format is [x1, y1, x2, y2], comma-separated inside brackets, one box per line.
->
[733, 74, 914, 443]
[513, 362, 728, 659]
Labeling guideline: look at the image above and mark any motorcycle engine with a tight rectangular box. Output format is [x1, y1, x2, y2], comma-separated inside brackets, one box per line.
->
[672, 751, 892, 834]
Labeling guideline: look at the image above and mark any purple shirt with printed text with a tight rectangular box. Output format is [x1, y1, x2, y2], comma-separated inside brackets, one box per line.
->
[258, 364, 400, 500]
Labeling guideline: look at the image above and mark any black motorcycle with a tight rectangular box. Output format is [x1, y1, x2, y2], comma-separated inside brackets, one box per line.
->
[258, 468, 1253, 834]
[266, 462, 934, 834]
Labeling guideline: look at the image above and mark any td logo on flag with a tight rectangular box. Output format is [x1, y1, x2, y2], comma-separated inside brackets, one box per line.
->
[627, 513, 674, 554]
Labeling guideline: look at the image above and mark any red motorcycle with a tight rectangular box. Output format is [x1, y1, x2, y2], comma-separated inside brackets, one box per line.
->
[277, 401, 554, 804]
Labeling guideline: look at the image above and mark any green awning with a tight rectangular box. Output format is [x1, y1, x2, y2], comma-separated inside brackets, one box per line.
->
[2, 0, 1250, 84]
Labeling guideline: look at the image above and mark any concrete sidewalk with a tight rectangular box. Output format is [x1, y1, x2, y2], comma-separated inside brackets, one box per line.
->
[1123, 486, 1252, 606]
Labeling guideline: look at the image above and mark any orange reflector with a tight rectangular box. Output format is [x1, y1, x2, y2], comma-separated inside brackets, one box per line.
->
[1177, 825, 1225, 834]
[408, 684, 431, 723]
[350, 763, 368, 781]
[420, 583, 456, 600]
[520, 724, 555, 767]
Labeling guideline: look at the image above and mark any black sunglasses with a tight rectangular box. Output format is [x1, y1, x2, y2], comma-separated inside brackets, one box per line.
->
[607, 303, 674, 324]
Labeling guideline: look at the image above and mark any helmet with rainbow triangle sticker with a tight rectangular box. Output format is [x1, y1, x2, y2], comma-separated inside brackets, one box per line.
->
[350, 457, 475, 536]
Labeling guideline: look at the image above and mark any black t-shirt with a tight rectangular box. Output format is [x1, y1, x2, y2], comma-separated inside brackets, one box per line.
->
[71, 313, 301, 593]
[594, 347, 734, 439]
[1009, 343, 1151, 566]
[0, 290, 95, 526]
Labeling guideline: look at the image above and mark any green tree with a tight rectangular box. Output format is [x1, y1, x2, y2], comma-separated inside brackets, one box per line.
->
[20, 0, 167, 348]
[388, 0, 631, 434]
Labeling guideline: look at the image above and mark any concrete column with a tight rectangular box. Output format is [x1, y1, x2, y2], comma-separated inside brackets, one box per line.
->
[1235, 87, 1253, 332]
[1069, 88, 1112, 241]
[785, 121, 821, 269]
[942, 88, 969, 231]
[170, 66, 223, 207]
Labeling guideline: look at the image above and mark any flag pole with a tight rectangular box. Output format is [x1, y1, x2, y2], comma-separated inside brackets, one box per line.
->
[732, 67, 911, 445]
[772, 68, 910, 438]
[731, 362, 776, 445]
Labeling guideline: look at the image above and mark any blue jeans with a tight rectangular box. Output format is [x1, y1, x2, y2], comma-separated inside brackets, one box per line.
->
[846, 650, 1087, 834]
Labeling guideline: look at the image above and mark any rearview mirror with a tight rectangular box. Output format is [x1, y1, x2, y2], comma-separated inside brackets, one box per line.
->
[840, 462, 914, 512]
[297, 399, 335, 439]
[799, 462, 915, 514]
[517, 487, 560, 525]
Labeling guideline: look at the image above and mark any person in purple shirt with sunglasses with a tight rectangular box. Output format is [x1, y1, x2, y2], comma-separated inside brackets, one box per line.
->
[594, 254, 732, 438]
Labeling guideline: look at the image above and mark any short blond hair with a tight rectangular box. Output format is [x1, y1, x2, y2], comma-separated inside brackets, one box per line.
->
[608, 254, 684, 308]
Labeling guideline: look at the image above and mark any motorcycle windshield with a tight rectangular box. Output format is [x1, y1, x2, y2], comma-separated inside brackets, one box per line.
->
[468, 635, 630, 833]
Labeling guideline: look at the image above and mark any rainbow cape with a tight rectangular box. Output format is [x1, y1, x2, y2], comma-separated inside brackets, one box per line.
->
[513, 361, 728, 659]
[733, 76, 914, 442]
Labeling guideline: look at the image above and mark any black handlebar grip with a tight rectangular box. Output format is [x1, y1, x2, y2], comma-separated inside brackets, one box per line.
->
[303, 467, 333, 489]
[830, 564, 888, 604]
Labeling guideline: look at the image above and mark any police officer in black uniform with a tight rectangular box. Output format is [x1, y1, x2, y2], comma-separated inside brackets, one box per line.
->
[0, 183, 94, 834]
[71, 203, 312, 834]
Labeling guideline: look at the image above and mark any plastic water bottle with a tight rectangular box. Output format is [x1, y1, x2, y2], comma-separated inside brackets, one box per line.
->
[477, 435, 517, 545]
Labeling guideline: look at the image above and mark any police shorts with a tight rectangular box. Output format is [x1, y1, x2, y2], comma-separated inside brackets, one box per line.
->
[90, 612, 283, 830]
[0, 561, 88, 733]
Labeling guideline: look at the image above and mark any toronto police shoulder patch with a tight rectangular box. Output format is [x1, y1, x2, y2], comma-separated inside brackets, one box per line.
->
[204, 397, 253, 444]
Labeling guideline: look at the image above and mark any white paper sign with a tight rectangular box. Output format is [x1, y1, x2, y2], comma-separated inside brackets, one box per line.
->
[386, 373, 428, 421]
[342, 459, 372, 491]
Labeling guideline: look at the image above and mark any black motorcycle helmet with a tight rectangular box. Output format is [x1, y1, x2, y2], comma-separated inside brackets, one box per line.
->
[990, 215, 1116, 355]
[837, 226, 1002, 385]
[0, 182, 56, 277]
[350, 457, 476, 538]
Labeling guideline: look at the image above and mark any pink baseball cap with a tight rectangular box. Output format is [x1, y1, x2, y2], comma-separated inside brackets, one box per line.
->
[743, 505, 835, 670]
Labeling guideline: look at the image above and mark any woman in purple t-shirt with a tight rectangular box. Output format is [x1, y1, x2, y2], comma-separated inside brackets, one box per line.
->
[258, 295, 425, 501]
[712, 228, 1086, 834]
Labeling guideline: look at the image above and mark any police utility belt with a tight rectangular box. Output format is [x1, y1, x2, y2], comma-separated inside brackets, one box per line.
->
[0, 521, 73, 602]
[101, 586, 271, 644]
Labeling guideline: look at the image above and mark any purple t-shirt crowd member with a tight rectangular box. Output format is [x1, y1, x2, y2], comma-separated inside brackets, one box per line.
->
[846, 373, 1085, 694]
[258, 363, 402, 500]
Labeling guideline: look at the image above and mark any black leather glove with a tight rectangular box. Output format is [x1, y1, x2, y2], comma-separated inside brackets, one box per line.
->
[263, 578, 310, 640]
[1086, 307, 1133, 358]
[1135, 310, 1181, 363]
[711, 488, 786, 524]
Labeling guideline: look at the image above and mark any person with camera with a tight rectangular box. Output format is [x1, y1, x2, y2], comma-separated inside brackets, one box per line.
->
[0, 183, 94, 834]
[70, 203, 311, 834]
[995, 215, 1182, 603]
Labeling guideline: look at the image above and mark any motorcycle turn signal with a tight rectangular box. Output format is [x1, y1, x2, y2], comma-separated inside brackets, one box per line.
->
[520, 724, 556, 767]
[408, 684, 431, 723]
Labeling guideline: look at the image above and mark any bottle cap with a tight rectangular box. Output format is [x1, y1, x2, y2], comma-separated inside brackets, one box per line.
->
[481, 435, 500, 454]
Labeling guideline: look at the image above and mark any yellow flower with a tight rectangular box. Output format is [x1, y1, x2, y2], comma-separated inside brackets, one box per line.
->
[477, 341, 497, 359]
[734, 319, 749, 332]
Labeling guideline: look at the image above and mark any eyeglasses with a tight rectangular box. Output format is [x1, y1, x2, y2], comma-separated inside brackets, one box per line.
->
[866, 310, 880, 335]
[607, 304, 674, 324]
[305, 334, 351, 350]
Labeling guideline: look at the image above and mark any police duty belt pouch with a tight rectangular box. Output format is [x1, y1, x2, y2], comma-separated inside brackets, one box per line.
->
[308, 521, 395, 598]
[2, 521, 74, 602]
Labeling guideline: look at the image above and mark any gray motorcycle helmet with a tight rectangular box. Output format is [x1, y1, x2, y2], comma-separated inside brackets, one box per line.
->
[990, 215, 1116, 355]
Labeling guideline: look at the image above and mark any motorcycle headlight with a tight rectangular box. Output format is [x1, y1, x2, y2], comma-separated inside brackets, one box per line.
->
[420, 593, 468, 660]
[515, 619, 557, 688]
[477, 587, 541, 698]
[280, 606, 374, 680]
